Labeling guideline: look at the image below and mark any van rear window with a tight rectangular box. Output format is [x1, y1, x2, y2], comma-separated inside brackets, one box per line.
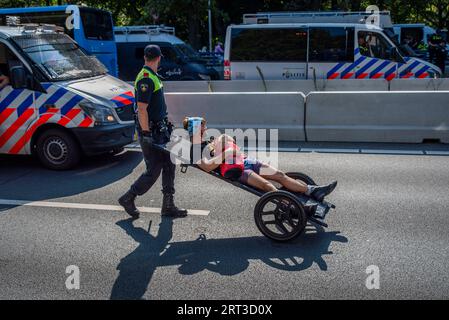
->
[231, 28, 307, 62]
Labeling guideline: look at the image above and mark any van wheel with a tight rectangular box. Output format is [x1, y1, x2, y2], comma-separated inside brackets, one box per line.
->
[36, 129, 80, 170]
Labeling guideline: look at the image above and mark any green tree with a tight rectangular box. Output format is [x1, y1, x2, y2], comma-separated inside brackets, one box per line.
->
[1, 0, 448, 47]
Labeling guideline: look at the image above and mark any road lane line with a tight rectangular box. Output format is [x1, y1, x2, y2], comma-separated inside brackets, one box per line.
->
[127, 145, 301, 153]
[125, 144, 449, 156]
[424, 151, 449, 156]
[244, 147, 300, 152]
[360, 149, 424, 155]
[0, 199, 210, 216]
[300, 148, 360, 153]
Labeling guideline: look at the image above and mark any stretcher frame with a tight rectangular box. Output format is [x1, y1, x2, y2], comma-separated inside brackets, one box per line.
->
[155, 138, 336, 242]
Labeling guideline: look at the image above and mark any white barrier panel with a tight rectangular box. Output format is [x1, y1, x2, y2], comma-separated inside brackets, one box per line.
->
[313, 79, 389, 92]
[306, 91, 449, 143]
[389, 78, 449, 91]
[163, 81, 210, 92]
[208, 80, 315, 93]
[163, 79, 389, 93]
[166, 92, 306, 141]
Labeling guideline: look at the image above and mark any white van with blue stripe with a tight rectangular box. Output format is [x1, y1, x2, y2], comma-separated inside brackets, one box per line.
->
[0, 25, 135, 169]
[224, 23, 441, 80]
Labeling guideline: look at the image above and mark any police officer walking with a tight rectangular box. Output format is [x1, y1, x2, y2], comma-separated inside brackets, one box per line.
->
[118, 45, 187, 219]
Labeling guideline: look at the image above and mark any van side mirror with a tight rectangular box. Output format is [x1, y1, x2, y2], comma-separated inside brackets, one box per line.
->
[387, 47, 396, 60]
[10, 65, 27, 89]
[391, 47, 404, 63]
[8, 63, 47, 93]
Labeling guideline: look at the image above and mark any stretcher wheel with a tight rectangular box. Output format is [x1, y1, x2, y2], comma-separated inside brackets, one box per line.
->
[282, 172, 318, 217]
[285, 172, 316, 186]
[254, 190, 307, 242]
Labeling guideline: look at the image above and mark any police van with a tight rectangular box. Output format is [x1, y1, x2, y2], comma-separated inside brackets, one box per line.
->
[224, 12, 441, 80]
[114, 25, 219, 81]
[0, 25, 135, 170]
[393, 24, 449, 60]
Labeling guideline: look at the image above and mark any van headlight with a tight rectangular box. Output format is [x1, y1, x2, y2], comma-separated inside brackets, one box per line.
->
[79, 101, 117, 125]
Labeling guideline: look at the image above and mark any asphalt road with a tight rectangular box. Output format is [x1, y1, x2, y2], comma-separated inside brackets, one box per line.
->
[1, 146, 449, 300]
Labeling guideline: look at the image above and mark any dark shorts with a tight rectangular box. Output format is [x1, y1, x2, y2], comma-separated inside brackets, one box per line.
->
[239, 158, 264, 184]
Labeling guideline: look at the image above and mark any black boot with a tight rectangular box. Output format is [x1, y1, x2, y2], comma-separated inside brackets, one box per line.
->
[118, 191, 140, 219]
[311, 181, 338, 202]
[161, 194, 188, 218]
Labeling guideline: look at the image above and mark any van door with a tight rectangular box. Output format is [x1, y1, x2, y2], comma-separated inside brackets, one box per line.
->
[308, 26, 355, 79]
[0, 42, 38, 155]
[229, 27, 308, 80]
[354, 30, 399, 81]
[159, 45, 183, 80]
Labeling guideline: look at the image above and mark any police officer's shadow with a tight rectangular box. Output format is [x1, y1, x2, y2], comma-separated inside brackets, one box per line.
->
[0, 150, 143, 212]
[110, 217, 348, 300]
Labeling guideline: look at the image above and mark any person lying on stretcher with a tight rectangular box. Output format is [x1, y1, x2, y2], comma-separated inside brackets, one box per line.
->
[183, 117, 337, 202]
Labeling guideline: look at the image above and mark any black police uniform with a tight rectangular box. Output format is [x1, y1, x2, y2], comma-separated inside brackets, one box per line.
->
[130, 66, 175, 197]
[119, 46, 187, 218]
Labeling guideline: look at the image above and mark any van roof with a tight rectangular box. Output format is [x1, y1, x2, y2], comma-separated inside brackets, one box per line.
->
[115, 32, 184, 44]
[0, 25, 63, 39]
[394, 23, 426, 28]
[0, 26, 29, 38]
[0, 5, 71, 14]
[242, 11, 393, 28]
[0, 5, 106, 13]
[114, 25, 184, 44]
[230, 22, 382, 30]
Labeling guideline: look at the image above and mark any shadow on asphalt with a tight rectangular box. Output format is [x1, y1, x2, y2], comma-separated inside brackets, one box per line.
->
[110, 217, 348, 300]
[0, 150, 142, 212]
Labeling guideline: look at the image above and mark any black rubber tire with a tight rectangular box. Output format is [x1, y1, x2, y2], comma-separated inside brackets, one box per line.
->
[282, 172, 318, 217]
[284, 172, 316, 186]
[254, 190, 307, 242]
[35, 128, 81, 170]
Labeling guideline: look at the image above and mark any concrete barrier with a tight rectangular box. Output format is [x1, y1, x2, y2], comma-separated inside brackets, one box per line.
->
[162, 81, 210, 92]
[166, 92, 306, 141]
[208, 80, 315, 93]
[313, 79, 389, 92]
[305, 91, 449, 143]
[144, 78, 449, 94]
[162, 79, 389, 94]
[389, 78, 449, 91]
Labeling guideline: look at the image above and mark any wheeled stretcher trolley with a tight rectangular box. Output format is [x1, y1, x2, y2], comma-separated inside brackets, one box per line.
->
[155, 135, 336, 242]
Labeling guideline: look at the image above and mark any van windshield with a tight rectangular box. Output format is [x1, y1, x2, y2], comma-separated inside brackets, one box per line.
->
[174, 43, 200, 60]
[12, 33, 107, 81]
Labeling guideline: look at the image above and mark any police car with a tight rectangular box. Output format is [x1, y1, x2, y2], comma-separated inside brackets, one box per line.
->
[0, 24, 135, 170]
[224, 12, 441, 80]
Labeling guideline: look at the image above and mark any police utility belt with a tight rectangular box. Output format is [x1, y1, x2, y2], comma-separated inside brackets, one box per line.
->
[137, 117, 173, 145]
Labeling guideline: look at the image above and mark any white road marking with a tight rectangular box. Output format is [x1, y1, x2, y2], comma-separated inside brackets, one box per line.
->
[0, 199, 209, 216]
[244, 147, 299, 152]
[125, 144, 449, 156]
[127, 145, 300, 153]
[424, 151, 449, 156]
[300, 148, 360, 154]
[360, 149, 424, 155]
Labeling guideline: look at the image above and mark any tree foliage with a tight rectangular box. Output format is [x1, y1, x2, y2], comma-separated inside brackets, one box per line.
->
[1, 0, 448, 47]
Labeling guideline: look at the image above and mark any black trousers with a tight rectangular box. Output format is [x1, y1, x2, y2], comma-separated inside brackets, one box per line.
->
[130, 137, 175, 196]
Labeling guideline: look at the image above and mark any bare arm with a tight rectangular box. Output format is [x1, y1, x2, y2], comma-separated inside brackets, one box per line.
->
[135, 78, 153, 132]
[196, 149, 235, 172]
[137, 102, 150, 132]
